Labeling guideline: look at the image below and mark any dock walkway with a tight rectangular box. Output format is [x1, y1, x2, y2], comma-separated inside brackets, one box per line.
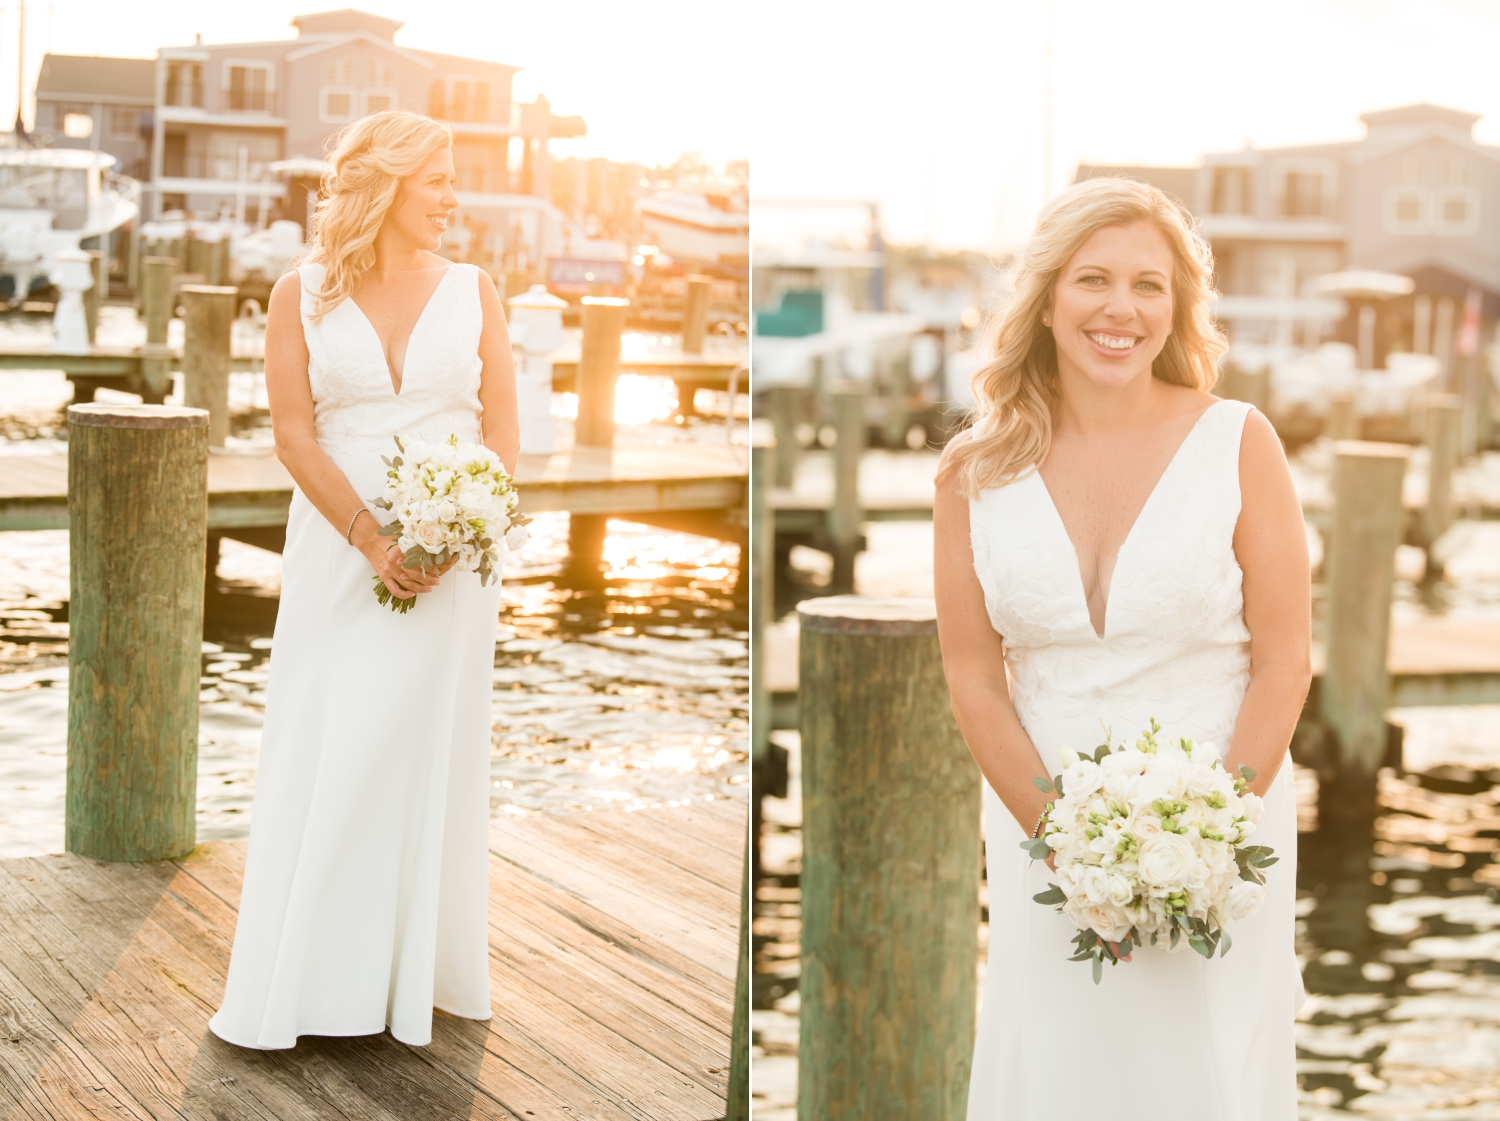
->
[0, 442, 750, 534]
[0, 801, 745, 1120]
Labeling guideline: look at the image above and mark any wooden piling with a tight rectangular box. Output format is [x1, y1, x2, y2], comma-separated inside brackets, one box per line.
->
[180, 285, 237, 447]
[576, 296, 628, 448]
[828, 382, 865, 594]
[206, 238, 231, 287]
[725, 841, 750, 1121]
[139, 256, 175, 404]
[82, 250, 101, 344]
[65, 403, 209, 862]
[797, 595, 979, 1120]
[683, 274, 712, 354]
[1320, 441, 1410, 820]
[1422, 393, 1462, 547]
[765, 384, 801, 488]
[1327, 393, 1358, 442]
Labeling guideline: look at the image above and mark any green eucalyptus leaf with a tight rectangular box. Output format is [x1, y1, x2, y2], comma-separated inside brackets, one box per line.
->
[1092, 955, 1103, 985]
[1239, 764, 1257, 782]
[1032, 884, 1066, 906]
[1032, 776, 1055, 793]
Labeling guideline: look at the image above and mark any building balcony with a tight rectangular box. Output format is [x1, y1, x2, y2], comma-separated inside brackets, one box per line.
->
[161, 154, 281, 184]
[222, 89, 277, 115]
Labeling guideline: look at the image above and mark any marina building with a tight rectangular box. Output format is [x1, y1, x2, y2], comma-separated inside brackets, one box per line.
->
[32, 8, 583, 270]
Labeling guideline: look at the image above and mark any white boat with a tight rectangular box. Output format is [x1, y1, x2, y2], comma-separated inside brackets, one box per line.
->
[0, 149, 139, 300]
[637, 190, 748, 269]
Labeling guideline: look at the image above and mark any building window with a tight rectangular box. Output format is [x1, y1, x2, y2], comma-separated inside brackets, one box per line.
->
[1210, 167, 1250, 215]
[109, 106, 141, 138]
[1281, 171, 1327, 219]
[164, 61, 203, 108]
[224, 61, 274, 113]
[1385, 186, 1429, 234]
[62, 111, 92, 139]
[320, 86, 356, 123]
[363, 89, 396, 116]
[205, 132, 280, 181]
[324, 58, 396, 85]
[430, 77, 492, 122]
[1435, 187, 1480, 235]
[453, 143, 497, 193]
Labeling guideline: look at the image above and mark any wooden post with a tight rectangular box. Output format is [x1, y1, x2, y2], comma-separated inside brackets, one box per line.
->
[828, 381, 865, 594]
[683, 274, 711, 354]
[181, 284, 237, 447]
[83, 250, 101, 344]
[1327, 393, 1358, 442]
[1320, 441, 1409, 821]
[576, 296, 628, 448]
[751, 430, 774, 770]
[139, 256, 176, 405]
[1422, 393, 1462, 547]
[66, 403, 209, 861]
[725, 839, 751, 1121]
[765, 384, 801, 488]
[797, 596, 979, 1120]
[185, 233, 208, 278]
[206, 238, 231, 287]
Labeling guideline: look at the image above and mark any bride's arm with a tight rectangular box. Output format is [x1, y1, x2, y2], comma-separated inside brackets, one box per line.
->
[934, 433, 1057, 840]
[263, 271, 442, 598]
[1225, 409, 1313, 796]
[474, 269, 519, 475]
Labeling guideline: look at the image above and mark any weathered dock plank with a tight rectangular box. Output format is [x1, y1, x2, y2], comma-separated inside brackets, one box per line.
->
[0, 442, 749, 533]
[0, 802, 746, 1120]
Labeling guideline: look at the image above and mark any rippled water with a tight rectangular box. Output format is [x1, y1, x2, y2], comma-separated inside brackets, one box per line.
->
[0, 310, 748, 858]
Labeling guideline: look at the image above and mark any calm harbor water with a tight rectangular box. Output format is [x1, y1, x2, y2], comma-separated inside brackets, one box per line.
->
[0, 308, 749, 858]
[754, 464, 1500, 1121]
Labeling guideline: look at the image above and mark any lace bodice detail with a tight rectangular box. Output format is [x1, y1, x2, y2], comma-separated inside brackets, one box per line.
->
[969, 399, 1254, 767]
[297, 263, 484, 457]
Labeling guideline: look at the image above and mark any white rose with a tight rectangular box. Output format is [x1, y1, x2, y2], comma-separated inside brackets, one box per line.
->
[505, 524, 529, 551]
[1189, 740, 1221, 767]
[1062, 758, 1103, 798]
[1136, 760, 1188, 804]
[1227, 880, 1267, 922]
[1058, 746, 1080, 768]
[1136, 832, 1197, 891]
[1187, 764, 1222, 799]
[412, 521, 447, 552]
[1067, 898, 1134, 943]
[1106, 874, 1134, 907]
[436, 499, 458, 522]
[458, 482, 492, 511]
[1102, 749, 1149, 779]
[1081, 865, 1110, 905]
[1238, 792, 1265, 823]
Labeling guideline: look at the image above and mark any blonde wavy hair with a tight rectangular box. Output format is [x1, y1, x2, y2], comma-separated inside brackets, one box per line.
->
[947, 177, 1227, 497]
[302, 110, 453, 320]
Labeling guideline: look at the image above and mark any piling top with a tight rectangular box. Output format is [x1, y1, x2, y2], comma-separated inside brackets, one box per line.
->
[67, 404, 208, 430]
[750, 419, 775, 449]
[1332, 439, 1412, 459]
[178, 285, 239, 297]
[798, 595, 938, 636]
[581, 296, 630, 307]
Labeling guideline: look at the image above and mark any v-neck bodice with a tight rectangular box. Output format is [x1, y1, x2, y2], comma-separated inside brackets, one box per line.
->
[968, 398, 1253, 773]
[297, 262, 484, 459]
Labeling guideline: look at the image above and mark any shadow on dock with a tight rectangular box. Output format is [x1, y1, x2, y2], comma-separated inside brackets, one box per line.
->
[0, 801, 745, 1120]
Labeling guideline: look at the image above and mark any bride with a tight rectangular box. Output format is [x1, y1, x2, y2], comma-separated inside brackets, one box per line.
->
[210, 110, 518, 1049]
[934, 178, 1309, 1118]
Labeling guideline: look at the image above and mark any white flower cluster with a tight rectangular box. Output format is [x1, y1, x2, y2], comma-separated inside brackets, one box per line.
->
[368, 433, 529, 612]
[1023, 719, 1276, 982]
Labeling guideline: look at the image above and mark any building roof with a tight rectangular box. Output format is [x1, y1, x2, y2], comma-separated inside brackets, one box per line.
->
[35, 53, 154, 100]
[1074, 164, 1198, 210]
[292, 9, 403, 40]
[1360, 102, 1481, 136]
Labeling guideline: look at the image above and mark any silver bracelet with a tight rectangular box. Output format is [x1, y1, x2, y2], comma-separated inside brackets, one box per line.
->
[344, 507, 369, 544]
[1031, 805, 1051, 839]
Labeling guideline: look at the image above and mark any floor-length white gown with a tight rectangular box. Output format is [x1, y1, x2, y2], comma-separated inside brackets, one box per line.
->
[210, 262, 502, 1050]
[965, 399, 1303, 1119]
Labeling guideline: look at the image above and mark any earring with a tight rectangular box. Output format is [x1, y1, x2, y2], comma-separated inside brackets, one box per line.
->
[1042, 317, 1050, 326]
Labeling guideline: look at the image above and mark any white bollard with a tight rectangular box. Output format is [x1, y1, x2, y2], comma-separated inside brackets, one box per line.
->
[51, 248, 95, 355]
[506, 283, 568, 455]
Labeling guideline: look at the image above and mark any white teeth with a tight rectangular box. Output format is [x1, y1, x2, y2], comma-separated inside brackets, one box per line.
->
[1088, 332, 1137, 350]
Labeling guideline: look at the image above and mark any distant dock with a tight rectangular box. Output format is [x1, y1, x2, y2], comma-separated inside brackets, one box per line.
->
[0, 801, 745, 1119]
[0, 440, 750, 537]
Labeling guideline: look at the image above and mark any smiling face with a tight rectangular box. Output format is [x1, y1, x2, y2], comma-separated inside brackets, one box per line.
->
[1046, 220, 1176, 393]
[383, 144, 458, 252]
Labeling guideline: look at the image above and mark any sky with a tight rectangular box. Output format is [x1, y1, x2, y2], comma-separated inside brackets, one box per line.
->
[749, 0, 1500, 252]
[0, 0, 746, 168]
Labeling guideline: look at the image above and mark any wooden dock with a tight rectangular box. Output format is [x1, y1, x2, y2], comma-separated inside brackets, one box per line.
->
[0, 800, 746, 1120]
[0, 442, 750, 535]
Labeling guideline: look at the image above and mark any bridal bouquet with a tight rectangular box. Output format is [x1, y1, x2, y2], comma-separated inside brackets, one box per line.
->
[368, 434, 530, 613]
[1020, 719, 1277, 983]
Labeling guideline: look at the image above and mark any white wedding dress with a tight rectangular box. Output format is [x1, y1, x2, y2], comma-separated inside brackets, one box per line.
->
[965, 399, 1302, 1120]
[210, 263, 502, 1049]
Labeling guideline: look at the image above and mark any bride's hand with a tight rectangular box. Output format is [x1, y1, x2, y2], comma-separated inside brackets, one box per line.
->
[354, 524, 446, 598]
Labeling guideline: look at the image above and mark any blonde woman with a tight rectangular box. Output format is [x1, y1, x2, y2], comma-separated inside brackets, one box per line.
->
[934, 178, 1309, 1117]
[210, 110, 518, 1050]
